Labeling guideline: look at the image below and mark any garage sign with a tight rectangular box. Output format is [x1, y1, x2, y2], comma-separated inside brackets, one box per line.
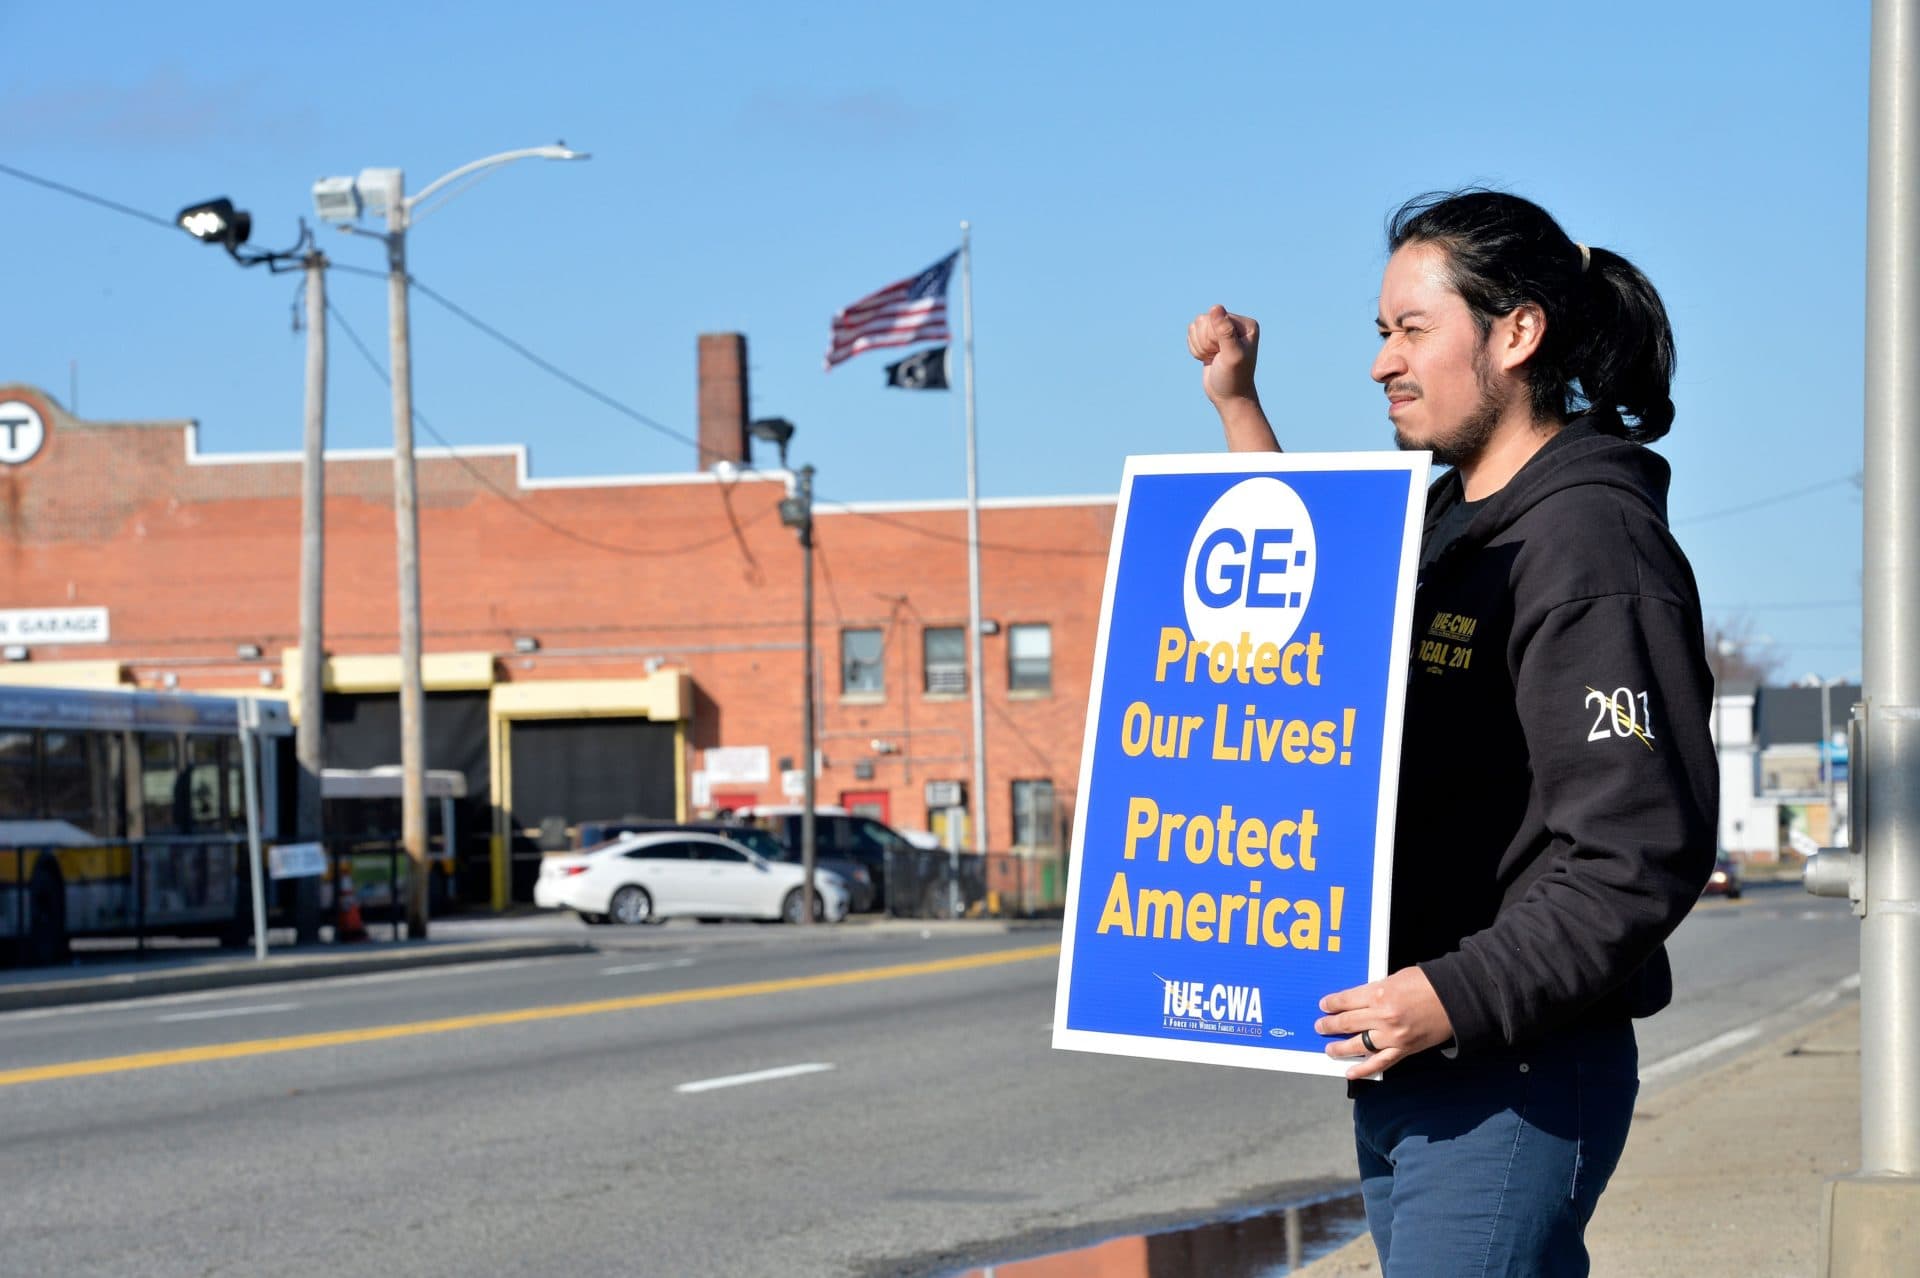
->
[1053, 451, 1427, 1077]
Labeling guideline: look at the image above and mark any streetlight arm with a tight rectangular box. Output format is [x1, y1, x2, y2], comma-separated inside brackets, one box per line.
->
[404, 146, 588, 222]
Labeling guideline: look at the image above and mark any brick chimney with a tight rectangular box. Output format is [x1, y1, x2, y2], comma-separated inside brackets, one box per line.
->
[696, 333, 749, 471]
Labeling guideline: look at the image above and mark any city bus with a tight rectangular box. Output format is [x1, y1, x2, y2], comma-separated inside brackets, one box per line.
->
[0, 685, 292, 965]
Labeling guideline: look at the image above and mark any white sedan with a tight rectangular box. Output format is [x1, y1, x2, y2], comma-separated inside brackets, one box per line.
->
[534, 831, 849, 925]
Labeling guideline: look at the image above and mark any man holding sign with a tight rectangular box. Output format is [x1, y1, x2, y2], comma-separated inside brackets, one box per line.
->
[1188, 191, 1716, 1274]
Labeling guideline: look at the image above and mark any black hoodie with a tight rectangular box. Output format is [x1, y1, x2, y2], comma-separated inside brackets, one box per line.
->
[1392, 415, 1718, 1061]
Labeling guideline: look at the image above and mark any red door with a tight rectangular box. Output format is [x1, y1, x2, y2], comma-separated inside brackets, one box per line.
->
[711, 791, 760, 818]
[839, 789, 890, 823]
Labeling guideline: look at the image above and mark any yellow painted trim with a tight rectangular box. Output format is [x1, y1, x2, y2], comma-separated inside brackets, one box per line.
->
[281, 648, 496, 699]
[489, 672, 689, 722]
[489, 710, 510, 912]
[0, 660, 126, 688]
[675, 721, 688, 820]
[0, 943, 1061, 1087]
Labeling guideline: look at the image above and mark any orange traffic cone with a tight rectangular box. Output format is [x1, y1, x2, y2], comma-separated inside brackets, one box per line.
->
[335, 868, 369, 943]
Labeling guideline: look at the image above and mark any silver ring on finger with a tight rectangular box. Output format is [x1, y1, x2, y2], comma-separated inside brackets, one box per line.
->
[1360, 1029, 1380, 1053]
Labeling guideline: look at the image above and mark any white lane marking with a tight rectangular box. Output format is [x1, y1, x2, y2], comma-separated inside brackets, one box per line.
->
[1641, 1025, 1763, 1084]
[155, 1002, 301, 1024]
[0, 958, 553, 1023]
[1643, 973, 1861, 1085]
[601, 959, 697, 976]
[675, 1063, 835, 1094]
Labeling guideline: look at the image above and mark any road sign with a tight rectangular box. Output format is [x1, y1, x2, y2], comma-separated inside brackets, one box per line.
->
[1053, 452, 1427, 1078]
[924, 779, 966, 808]
[268, 841, 327, 880]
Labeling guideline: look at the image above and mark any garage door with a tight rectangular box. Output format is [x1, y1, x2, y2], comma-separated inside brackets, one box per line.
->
[509, 715, 677, 843]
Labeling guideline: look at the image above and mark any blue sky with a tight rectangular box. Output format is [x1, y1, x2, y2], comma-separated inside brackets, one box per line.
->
[0, 2, 1867, 680]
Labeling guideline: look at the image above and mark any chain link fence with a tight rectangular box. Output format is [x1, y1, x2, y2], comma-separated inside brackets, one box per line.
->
[882, 848, 1066, 920]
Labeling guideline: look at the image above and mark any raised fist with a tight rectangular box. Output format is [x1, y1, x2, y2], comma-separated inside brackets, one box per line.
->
[1187, 304, 1261, 407]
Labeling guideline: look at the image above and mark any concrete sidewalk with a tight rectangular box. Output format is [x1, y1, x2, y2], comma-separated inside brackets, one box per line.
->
[1299, 1002, 1862, 1277]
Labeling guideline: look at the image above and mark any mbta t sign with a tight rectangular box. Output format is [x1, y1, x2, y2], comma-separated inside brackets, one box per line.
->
[0, 400, 46, 466]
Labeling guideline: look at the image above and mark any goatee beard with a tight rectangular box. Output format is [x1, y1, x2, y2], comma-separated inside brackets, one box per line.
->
[1393, 349, 1505, 468]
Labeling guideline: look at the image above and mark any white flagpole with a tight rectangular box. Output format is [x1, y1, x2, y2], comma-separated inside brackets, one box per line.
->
[961, 221, 990, 861]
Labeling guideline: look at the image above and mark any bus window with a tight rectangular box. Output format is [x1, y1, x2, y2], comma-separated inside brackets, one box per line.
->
[43, 732, 94, 829]
[187, 736, 225, 832]
[0, 731, 32, 819]
[142, 735, 183, 835]
[98, 733, 128, 840]
[224, 740, 246, 835]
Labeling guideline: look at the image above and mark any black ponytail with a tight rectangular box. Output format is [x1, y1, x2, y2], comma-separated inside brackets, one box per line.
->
[1387, 190, 1677, 443]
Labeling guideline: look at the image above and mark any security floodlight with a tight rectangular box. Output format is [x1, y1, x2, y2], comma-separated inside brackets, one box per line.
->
[236, 642, 264, 661]
[749, 416, 796, 469]
[311, 176, 361, 224]
[176, 198, 251, 251]
[513, 636, 541, 654]
[356, 167, 403, 218]
[2, 644, 27, 662]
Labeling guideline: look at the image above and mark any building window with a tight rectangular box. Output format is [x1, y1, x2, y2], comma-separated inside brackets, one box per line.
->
[1012, 779, 1056, 848]
[841, 628, 885, 695]
[924, 626, 967, 695]
[1008, 623, 1052, 694]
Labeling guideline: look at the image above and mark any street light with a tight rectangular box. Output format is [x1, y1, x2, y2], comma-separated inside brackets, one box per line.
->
[759, 418, 819, 923]
[175, 195, 326, 949]
[748, 415, 795, 470]
[311, 144, 589, 933]
[176, 198, 251, 253]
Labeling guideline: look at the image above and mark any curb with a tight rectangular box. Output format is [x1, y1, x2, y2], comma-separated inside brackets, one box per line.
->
[0, 939, 596, 1013]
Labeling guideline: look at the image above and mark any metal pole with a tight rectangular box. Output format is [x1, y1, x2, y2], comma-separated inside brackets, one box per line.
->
[237, 700, 269, 961]
[294, 248, 327, 945]
[799, 464, 817, 926]
[960, 220, 989, 860]
[1812, 3, 1920, 1268]
[387, 178, 430, 941]
[1862, 0, 1920, 1178]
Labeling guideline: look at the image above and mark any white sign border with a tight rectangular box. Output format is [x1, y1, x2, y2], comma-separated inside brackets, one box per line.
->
[1051, 449, 1430, 1077]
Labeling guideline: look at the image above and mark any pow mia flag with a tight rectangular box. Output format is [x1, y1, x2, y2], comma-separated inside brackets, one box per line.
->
[884, 346, 950, 391]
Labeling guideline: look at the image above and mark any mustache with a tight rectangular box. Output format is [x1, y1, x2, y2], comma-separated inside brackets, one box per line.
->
[1385, 380, 1420, 399]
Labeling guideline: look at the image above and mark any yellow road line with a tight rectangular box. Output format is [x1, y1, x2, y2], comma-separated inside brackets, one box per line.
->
[0, 942, 1062, 1088]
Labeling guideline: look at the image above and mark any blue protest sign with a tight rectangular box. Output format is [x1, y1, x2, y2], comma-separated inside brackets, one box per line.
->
[1053, 452, 1428, 1077]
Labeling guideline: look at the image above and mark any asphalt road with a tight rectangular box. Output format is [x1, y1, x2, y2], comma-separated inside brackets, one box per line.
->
[0, 885, 1858, 1277]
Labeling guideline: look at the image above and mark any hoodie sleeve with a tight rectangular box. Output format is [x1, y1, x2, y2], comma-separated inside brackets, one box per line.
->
[1418, 590, 1719, 1054]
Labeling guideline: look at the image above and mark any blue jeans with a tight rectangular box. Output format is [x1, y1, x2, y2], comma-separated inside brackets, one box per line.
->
[1353, 1020, 1639, 1277]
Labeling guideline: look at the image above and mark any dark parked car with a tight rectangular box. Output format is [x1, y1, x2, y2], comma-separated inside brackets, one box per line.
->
[1702, 855, 1743, 900]
[575, 817, 875, 913]
[734, 806, 990, 917]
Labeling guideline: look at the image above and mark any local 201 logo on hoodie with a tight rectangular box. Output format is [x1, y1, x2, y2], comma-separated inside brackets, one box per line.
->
[1183, 478, 1317, 651]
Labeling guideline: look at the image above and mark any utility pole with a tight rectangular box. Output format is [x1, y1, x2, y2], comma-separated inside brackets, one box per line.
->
[294, 247, 328, 943]
[789, 465, 818, 924]
[385, 176, 430, 941]
[1807, 0, 1920, 1267]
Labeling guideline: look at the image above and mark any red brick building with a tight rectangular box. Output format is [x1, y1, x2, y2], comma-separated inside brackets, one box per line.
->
[0, 339, 1114, 906]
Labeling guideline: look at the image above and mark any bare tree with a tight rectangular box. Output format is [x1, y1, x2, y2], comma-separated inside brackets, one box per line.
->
[1705, 616, 1784, 686]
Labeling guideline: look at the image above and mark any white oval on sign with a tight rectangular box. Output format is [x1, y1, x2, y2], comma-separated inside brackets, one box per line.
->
[1182, 477, 1317, 651]
[0, 401, 46, 466]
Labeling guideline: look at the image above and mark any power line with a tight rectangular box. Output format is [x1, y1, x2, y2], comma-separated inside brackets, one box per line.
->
[403, 275, 713, 462]
[0, 161, 178, 232]
[387, 271, 1113, 558]
[324, 297, 775, 558]
[1673, 474, 1860, 527]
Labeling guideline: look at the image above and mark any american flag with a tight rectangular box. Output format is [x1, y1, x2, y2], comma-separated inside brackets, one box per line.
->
[824, 251, 957, 369]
